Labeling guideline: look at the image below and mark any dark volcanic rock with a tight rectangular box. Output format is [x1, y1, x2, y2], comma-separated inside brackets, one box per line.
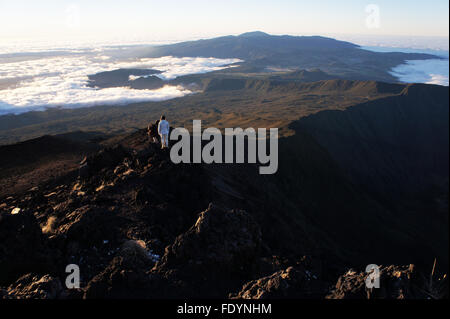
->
[56, 205, 124, 247]
[3, 273, 63, 299]
[86, 145, 129, 176]
[0, 210, 53, 285]
[158, 203, 262, 271]
[326, 264, 446, 299]
[154, 203, 262, 297]
[84, 257, 148, 299]
[230, 265, 325, 299]
[83, 240, 160, 299]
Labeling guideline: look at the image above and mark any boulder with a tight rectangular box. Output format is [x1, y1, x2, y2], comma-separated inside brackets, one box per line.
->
[83, 242, 159, 299]
[230, 265, 325, 299]
[154, 204, 262, 297]
[0, 211, 52, 285]
[87, 145, 129, 175]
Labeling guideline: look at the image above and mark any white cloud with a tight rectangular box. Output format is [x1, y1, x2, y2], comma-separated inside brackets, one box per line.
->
[361, 45, 449, 86]
[428, 74, 449, 86]
[0, 85, 192, 115]
[390, 59, 449, 86]
[0, 54, 241, 114]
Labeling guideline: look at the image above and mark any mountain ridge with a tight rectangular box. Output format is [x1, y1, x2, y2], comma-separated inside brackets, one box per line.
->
[0, 79, 413, 145]
[142, 31, 438, 82]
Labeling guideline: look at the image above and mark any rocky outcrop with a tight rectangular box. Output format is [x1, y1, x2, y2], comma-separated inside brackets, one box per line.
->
[326, 265, 448, 299]
[56, 205, 124, 247]
[154, 204, 262, 298]
[83, 253, 156, 299]
[230, 265, 325, 299]
[85, 145, 129, 177]
[3, 274, 64, 299]
[158, 204, 262, 269]
[81, 203, 264, 299]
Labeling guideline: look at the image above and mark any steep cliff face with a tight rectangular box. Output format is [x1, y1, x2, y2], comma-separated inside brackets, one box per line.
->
[297, 83, 449, 198]
[291, 83, 449, 267]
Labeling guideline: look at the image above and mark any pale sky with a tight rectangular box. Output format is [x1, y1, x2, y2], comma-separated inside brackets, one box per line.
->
[1, 0, 448, 43]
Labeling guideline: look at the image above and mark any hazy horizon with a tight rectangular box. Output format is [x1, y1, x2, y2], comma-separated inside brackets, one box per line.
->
[1, 0, 448, 47]
[1, 32, 449, 56]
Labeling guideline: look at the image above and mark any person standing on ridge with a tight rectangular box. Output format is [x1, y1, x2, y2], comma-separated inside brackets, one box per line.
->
[158, 115, 170, 149]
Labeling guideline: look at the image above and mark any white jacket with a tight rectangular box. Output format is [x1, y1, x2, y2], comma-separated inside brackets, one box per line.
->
[158, 120, 170, 135]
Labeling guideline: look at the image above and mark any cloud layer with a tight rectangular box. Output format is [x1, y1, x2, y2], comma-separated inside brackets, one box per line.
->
[362, 46, 449, 86]
[0, 54, 241, 115]
[390, 59, 449, 86]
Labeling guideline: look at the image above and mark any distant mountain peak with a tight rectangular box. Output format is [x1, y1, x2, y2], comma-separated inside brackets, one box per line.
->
[238, 31, 270, 38]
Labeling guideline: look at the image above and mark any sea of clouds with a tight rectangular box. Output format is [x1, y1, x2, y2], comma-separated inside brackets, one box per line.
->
[362, 46, 449, 86]
[1, 40, 448, 116]
[390, 59, 449, 86]
[0, 50, 241, 115]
